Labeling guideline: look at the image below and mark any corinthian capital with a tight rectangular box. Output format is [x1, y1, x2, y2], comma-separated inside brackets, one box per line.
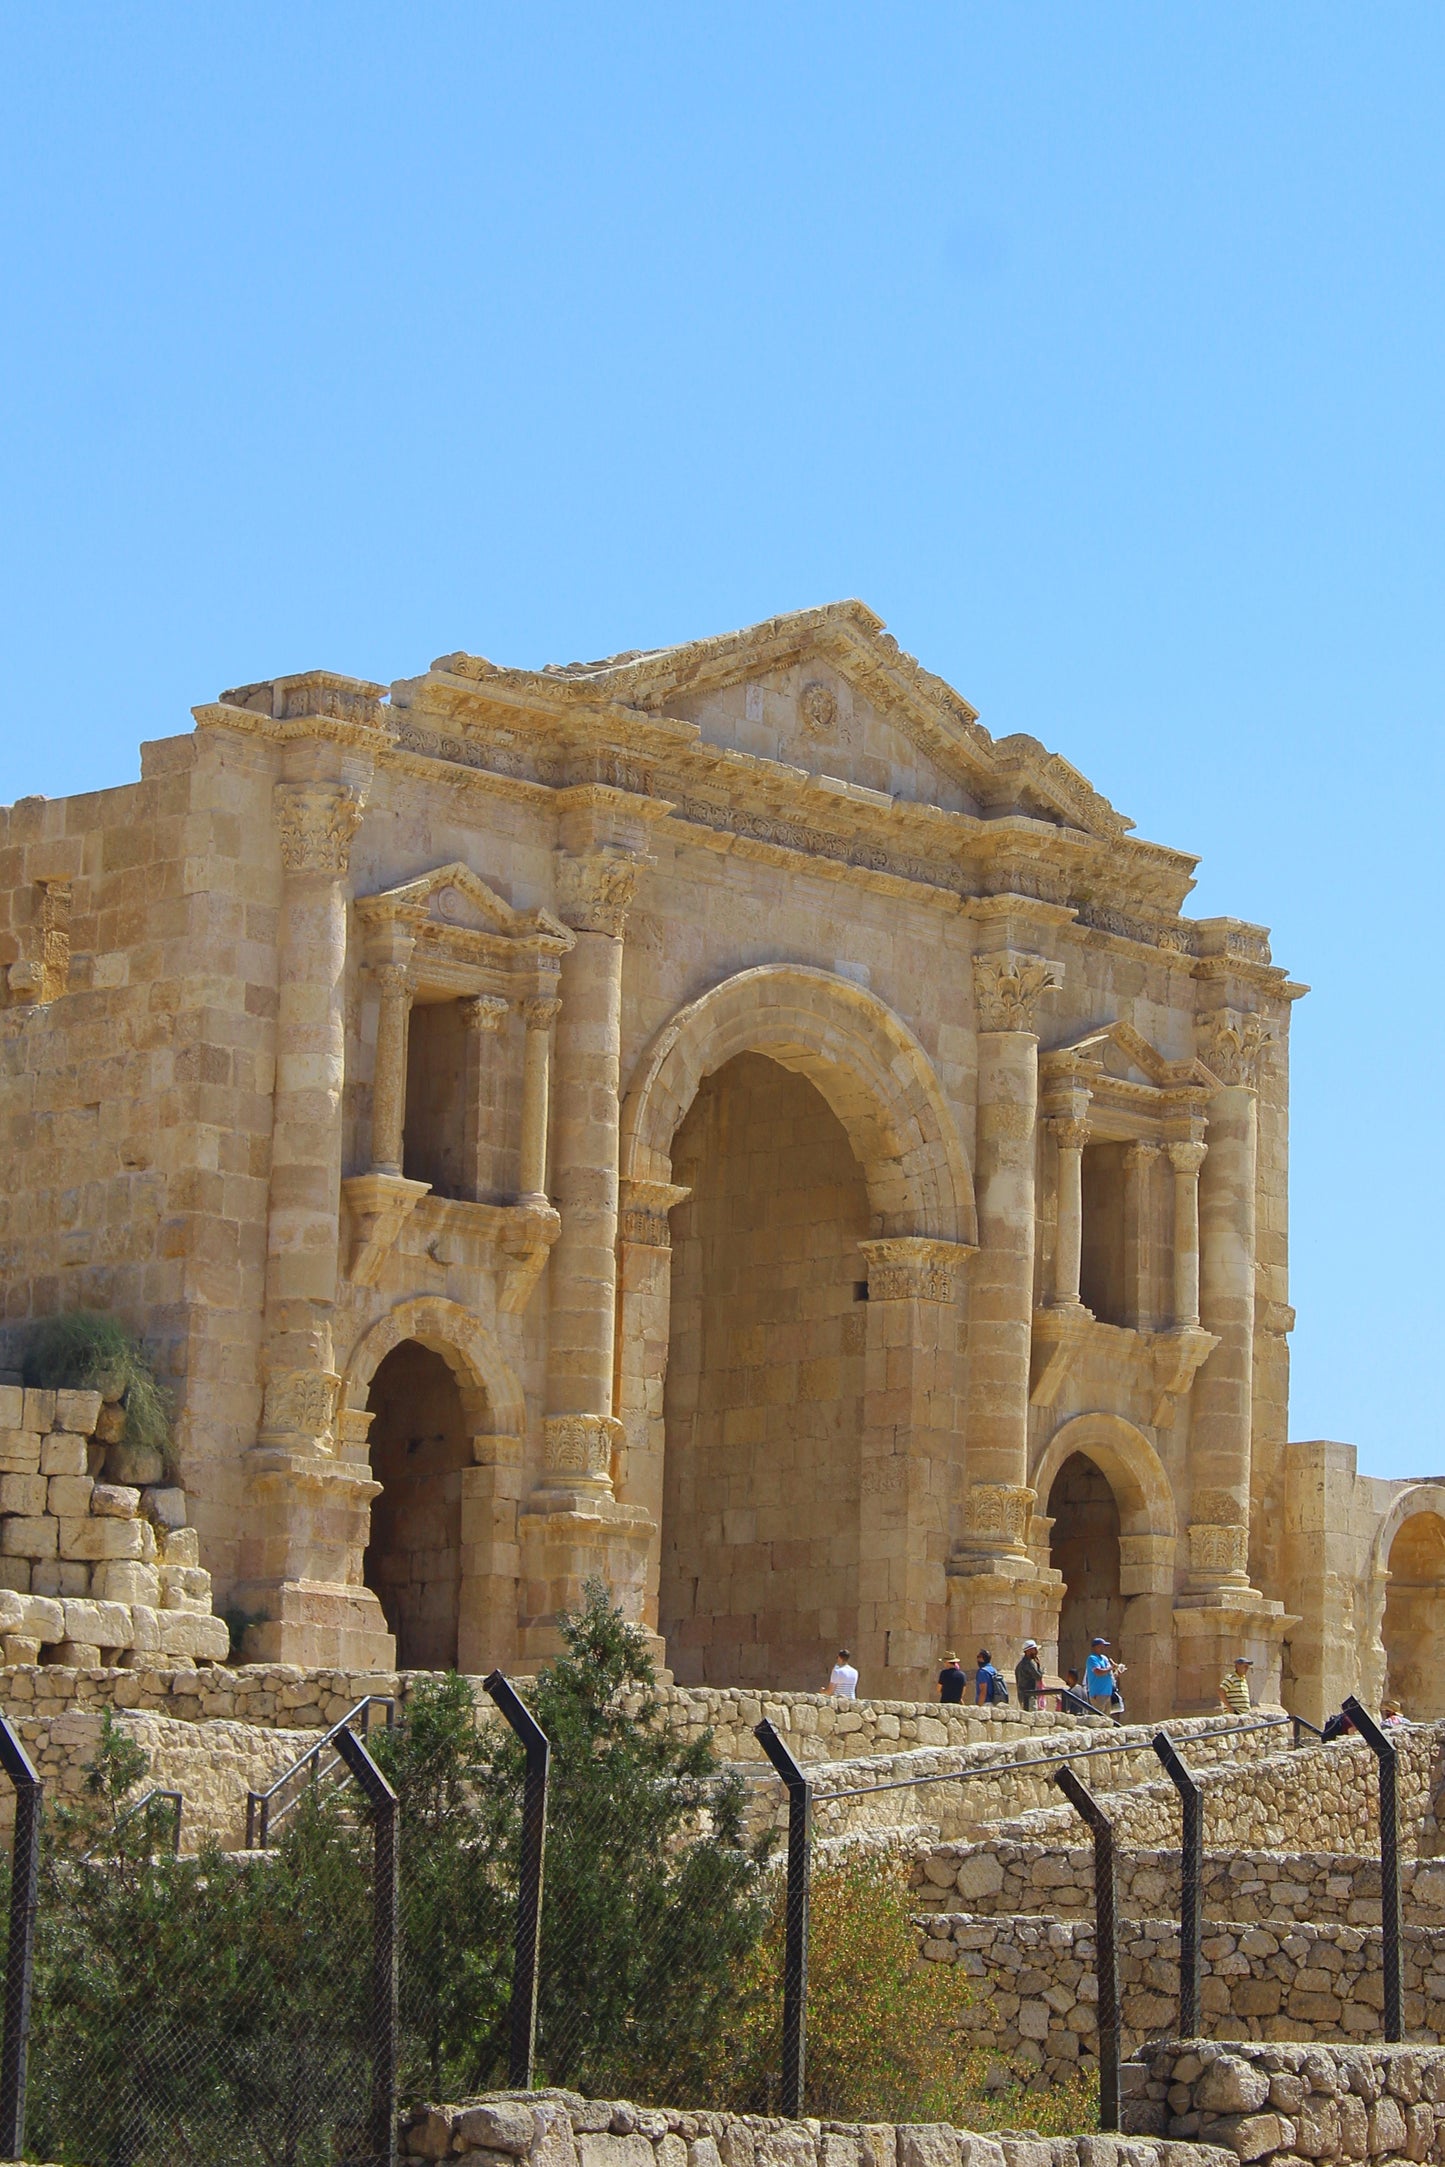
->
[275, 783, 365, 877]
[1199, 1008, 1271, 1089]
[1166, 1139, 1208, 1179]
[555, 847, 646, 937]
[972, 949, 1065, 1034]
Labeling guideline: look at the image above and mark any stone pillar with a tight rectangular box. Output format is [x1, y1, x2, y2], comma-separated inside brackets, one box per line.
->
[1173, 1010, 1293, 1708]
[1166, 1139, 1207, 1330]
[858, 1236, 974, 1697]
[614, 1178, 691, 1636]
[461, 994, 509, 1201]
[241, 771, 396, 1669]
[367, 945, 415, 1177]
[1047, 1105, 1091, 1310]
[518, 994, 561, 1205]
[952, 949, 1065, 1659]
[520, 832, 657, 1661]
[1124, 1141, 1161, 1331]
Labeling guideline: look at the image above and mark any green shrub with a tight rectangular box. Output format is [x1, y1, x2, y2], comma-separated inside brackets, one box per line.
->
[21, 1310, 174, 1470]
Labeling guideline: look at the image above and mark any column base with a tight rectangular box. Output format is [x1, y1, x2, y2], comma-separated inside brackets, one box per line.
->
[946, 1552, 1064, 1679]
[1172, 1586, 1300, 1714]
[517, 1492, 657, 1665]
[239, 1578, 397, 1671]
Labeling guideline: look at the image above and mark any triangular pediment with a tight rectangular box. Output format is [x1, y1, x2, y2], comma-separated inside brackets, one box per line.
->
[1043, 1019, 1216, 1092]
[356, 863, 568, 946]
[429, 601, 1131, 837]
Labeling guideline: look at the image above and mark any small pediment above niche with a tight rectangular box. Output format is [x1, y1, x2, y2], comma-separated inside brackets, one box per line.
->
[356, 863, 572, 1000]
[1040, 1018, 1215, 1137]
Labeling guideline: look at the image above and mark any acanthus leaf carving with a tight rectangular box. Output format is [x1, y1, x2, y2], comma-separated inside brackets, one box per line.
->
[274, 783, 365, 877]
[973, 949, 1065, 1034]
[1199, 1009, 1271, 1089]
[555, 848, 646, 938]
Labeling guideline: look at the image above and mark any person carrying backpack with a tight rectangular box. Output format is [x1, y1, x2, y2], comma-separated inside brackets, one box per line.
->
[973, 1648, 1009, 1706]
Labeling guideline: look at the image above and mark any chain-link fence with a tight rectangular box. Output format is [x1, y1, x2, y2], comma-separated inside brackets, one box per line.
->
[0, 1667, 1405, 2161]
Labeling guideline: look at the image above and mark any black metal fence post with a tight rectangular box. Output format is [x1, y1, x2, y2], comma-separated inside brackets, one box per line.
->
[335, 1727, 399, 2167]
[1151, 1732, 1203, 2039]
[1055, 1764, 1120, 2131]
[0, 1717, 41, 2163]
[756, 1718, 812, 2119]
[484, 1670, 551, 2090]
[1344, 1696, 1402, 2042]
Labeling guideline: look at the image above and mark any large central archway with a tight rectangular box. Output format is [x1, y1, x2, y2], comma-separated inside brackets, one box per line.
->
[622, 965, 975, 1697]
[660, 1052, 871, 1688]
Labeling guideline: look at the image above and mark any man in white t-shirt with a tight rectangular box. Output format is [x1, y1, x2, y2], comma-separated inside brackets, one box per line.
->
[827, 1648, 859, 1699]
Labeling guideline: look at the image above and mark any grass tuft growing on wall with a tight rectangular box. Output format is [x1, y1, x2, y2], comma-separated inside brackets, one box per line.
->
[21, 1310, 175, 1474]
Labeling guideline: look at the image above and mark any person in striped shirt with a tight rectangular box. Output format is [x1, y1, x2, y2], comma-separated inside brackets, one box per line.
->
[1218, 1656, 1253, 1715]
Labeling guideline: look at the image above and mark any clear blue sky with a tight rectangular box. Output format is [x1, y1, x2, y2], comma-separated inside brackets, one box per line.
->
[2, 7, 1440, 1478]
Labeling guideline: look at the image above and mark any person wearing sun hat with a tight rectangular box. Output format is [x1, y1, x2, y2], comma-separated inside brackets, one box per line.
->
[937, 1650, 966, 1704]
[1218, 1655, 1253, 1716]
[1015, 1639, 1043, 1711]
[1084, 1636, 1117, 1715]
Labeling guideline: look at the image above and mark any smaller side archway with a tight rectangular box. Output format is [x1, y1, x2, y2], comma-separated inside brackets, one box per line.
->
[1374, 1485, 1445, 1719]
[1032, 1413, 1178, 1720]
[340, 1299, 527, 1673]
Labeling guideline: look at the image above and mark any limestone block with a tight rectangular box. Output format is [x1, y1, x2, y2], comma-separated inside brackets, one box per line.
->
[18, 1594, 64, 1642]
[91, 1560, 160, 1606]
[57, 1516, 143, 1561]
[104, 1445, 165, 1487]
[127, 1605, 163, 1651]
[0, 1561, 30, 1594]
[0, 1433, 42, 1475]
[0, 1474, 48, 1517]
[32, 1560, 89, 1598]
[93, 1402, 126, 1445]
[157, 1610, 229, 1660]
[452, 2105, 537, 2156]
[21, 1390, 55, 1431]
[39, 1433, 89, 1477]
[159, 1564, 212, 1611]
[160, 1526, 200, 1565]
[53, 1390, 103, 1433]
[48, 1475, 94, 1517]
[0, 1389, 22, 1429]
[53, 1642, 101, 1666]
[1, 1517, 57, 1559]
[141, 1486, 187, 1530]
[91, 1484, 142, 1519]
[0, 1590, 28, 1634]
[0, 1637, 40, 1665]
[62, 1599, 108, 1646]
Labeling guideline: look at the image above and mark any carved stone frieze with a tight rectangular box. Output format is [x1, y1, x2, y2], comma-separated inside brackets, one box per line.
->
[274, 783, 365, 877]
[542, 1412, 622, 1481]
[973, 950, 1065, 1034]
[1187, 1521, 1249, 1577]
[965, 1483, 1036, 1550]
[1199, 1008, 1272, 1089]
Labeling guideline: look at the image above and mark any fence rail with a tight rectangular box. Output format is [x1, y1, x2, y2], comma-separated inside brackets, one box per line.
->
[245, 1694, 395, 1849]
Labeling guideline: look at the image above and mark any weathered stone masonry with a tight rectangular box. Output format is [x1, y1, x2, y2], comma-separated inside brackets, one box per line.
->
[0, 602, 1431, 1711]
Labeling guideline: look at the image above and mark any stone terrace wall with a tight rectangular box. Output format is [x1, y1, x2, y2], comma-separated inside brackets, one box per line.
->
[0, 1707, 312, 1848]
[922, 1915, 1445, 2087]
[809, 1722, 1298, 1847]
[1128, 2041, 1445, 2159]
[399, 2089, 1234, 2167]
[915, 1845, 1445, 1929]
[986, 1736, 1445, 1860]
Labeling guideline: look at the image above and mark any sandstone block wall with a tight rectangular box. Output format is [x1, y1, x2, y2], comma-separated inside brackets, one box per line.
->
[399, 2088, 1234, 2167]
[915, 1845, 1445, 1930]
[1128, 2042, 1445, 2160]
[0, 1385, 227, 1664]
[921, 1915, 1445, 2086]
[987, 1738, 1445, 1859]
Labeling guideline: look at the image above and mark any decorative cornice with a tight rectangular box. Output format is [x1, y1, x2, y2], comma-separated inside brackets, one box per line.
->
[973, 950, 1065, 1034]
[274, 783, 365, 877]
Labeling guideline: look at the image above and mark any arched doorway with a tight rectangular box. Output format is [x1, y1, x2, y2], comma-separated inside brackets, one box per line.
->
[1383, 1511, 1445, 1718]
[659, 1051, 871, 1690]
[363, 1340, 471, 1669]
[1048, 1452, 1127, 1687]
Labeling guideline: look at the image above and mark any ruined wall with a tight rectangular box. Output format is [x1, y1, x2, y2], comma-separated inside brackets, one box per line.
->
[1129, 2042, 1445, 2161]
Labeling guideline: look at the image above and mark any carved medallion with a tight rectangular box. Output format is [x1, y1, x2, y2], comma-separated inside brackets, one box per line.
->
[799, 681, 838, 737]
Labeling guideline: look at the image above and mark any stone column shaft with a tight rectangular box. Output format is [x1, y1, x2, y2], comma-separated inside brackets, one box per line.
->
[369, 961, 413, 1177]
[1124, 1141, 1161, 1331]
[519, 996, 560, 1204]
[1049, 1115, 1089, 1309]
[1193, 1084, 1257, 1544]
[1167, 1139, 1207, 1331]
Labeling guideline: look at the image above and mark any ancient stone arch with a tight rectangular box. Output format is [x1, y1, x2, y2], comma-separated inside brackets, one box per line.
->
[1032, 1411, 1179, 1718]
[1366, 1482, 1445, 1718]
[1031, 1411, 1179, 1541]
[340, 1295, 526, 1441]
[619, 963, 977, 1243]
